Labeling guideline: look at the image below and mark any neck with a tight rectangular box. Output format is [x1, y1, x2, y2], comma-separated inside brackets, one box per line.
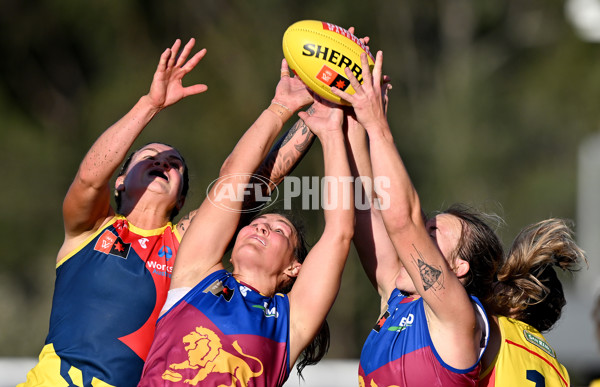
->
[120, 207, 171, 230]
[231, 269, 280, 297]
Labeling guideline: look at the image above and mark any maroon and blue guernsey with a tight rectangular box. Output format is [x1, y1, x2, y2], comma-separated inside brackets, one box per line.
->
[139, 270, 291, 386]
[358, 288, 488, 387]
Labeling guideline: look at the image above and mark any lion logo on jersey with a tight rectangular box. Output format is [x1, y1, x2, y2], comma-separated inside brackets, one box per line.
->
[359, 375, 400, 387]
[162, 326, 264, 386]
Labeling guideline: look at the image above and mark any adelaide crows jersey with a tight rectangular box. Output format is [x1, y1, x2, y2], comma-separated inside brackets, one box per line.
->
[479, 316, 569, 387]
[20, 216, 179, 387]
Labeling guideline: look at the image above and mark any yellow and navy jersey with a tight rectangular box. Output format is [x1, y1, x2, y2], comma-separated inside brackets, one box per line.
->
[479, 316, 569, 387]
[19, 216, 180, 387]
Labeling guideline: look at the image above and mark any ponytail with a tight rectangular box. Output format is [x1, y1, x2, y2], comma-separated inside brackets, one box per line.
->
[492, 219, 586, 332]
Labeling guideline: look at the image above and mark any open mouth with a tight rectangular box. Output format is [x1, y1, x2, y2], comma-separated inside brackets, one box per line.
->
[251, 236, 266, 246]
[149, 170, 168, 181]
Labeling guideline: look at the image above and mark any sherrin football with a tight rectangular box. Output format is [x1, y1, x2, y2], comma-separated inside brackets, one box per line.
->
[282, 20, 375, 105]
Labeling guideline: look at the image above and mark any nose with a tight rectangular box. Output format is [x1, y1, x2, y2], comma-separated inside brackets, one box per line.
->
[255, 223, 269, 235]
[154, 159, 170, 169]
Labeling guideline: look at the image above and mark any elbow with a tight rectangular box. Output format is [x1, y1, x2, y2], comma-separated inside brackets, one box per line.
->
[219, 154, 235, 177]
[382, 199, 424, 236]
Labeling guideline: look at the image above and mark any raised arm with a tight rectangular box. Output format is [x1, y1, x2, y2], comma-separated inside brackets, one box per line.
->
[170, 59, 313, 289]
[62, 39, 207, 244]
[287, 98, 354, 365]
[345, 111, 401, 307]
[176, 105, 318, 237]
[333, 51, 481, 368]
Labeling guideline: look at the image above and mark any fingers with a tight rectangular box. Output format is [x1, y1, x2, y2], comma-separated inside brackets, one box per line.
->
[347, 26, 370, 51]
[156, 48, 171, 72]
[359, 53, 373, 88]
[181, 48, 207, 73]
[182, 83, 209, 98]
[176, 38, 196, 68]
[280, 58, 291, 78]
[168, 39, 182, 69]
[331, 85, 354, 105]
[371, 51, 383, 86]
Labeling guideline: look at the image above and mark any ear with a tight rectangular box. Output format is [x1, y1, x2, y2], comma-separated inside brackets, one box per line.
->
[453, 257, 470, 279]
[115, 175, 126, 193]
[176, 195, 186, 211]
[284, 261, 302, 279]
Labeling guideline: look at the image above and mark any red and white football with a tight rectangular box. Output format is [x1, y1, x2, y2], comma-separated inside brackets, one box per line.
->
[282, 20, 375, 105]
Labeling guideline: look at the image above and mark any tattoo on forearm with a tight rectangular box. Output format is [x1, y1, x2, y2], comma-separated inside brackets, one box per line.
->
[411, 244, 444, 292]
[295, 120, 316, 153]
[177, 213, 191, 233]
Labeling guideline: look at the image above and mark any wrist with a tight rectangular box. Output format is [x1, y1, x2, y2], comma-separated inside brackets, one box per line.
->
[138, 95, 163, 116]
[267, 100, 293, 124]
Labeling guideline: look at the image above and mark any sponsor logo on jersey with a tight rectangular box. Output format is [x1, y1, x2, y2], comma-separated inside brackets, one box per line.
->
[239, 285, 251, 297]
[373, 310, 390, 333]
[388, 313, 414, 333]
[523, 330, 556, 358]
[203, 279, 234, 301]
[138, 237, 149, 249]
[158, 245, 173, 260]
[94, 230, 131, 259]
[253, 301, 279, 318]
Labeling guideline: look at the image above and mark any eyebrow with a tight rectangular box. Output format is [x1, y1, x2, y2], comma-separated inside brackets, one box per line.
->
[139, 148, 184, 163]
[255, 216, 294, 232]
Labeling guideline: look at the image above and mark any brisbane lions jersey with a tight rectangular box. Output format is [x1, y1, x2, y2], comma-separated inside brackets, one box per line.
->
[359, 288, 488, 387]
[139, 270, 291, 386]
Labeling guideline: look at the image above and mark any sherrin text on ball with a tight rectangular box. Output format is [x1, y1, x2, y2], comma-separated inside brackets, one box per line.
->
[282, 20, 375, 105]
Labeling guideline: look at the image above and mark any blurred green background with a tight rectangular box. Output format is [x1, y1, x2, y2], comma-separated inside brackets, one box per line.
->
[2, 0, 600, 385]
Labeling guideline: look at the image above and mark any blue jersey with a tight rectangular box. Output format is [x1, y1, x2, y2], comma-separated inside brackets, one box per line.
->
[139, 270, 291, 386]
[359, 289, 488, 387]
[20, 216, 179, 387]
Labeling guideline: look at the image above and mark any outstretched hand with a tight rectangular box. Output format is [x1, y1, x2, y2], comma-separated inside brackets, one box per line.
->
[297, 96, 343, 138]
[331, 50, 387, 131]
[147, 38, 208, 109]
[272, 59, 313, 113]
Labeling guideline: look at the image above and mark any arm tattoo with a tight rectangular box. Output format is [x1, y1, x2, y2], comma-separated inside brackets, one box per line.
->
[241, 114, 316, 214]
[177, 213, 190, 233]
[411, 244, 444, 292]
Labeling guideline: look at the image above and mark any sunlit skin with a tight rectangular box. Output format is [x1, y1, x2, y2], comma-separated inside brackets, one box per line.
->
[394, 213, 464, 296]
[231, 214, 300, 293]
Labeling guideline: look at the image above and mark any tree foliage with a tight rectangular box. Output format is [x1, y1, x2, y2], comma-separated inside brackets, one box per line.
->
[1, 2, 598, 377]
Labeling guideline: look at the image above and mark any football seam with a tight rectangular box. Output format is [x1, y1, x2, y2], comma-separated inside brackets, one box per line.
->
[288, 27, 369, 59]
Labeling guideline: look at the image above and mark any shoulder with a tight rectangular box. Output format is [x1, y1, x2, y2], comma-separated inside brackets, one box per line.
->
[174, 209, 198, 237]
[57, 215, 117, 263]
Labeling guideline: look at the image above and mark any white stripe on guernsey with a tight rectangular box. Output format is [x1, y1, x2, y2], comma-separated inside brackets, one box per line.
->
[160, 287, 192, 317]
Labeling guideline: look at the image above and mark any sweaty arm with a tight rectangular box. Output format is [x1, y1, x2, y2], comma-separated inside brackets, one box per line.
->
[60, 39, 207, 260]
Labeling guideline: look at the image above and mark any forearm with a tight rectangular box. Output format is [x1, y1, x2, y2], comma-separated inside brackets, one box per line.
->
[365, 121, 422, 232]
[78, 95, 161, 186]
[220, 103, 291, 179]
[256, 111, 316, 187]
[346, 119, 401, 297]
[320, 130, 354, 239]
